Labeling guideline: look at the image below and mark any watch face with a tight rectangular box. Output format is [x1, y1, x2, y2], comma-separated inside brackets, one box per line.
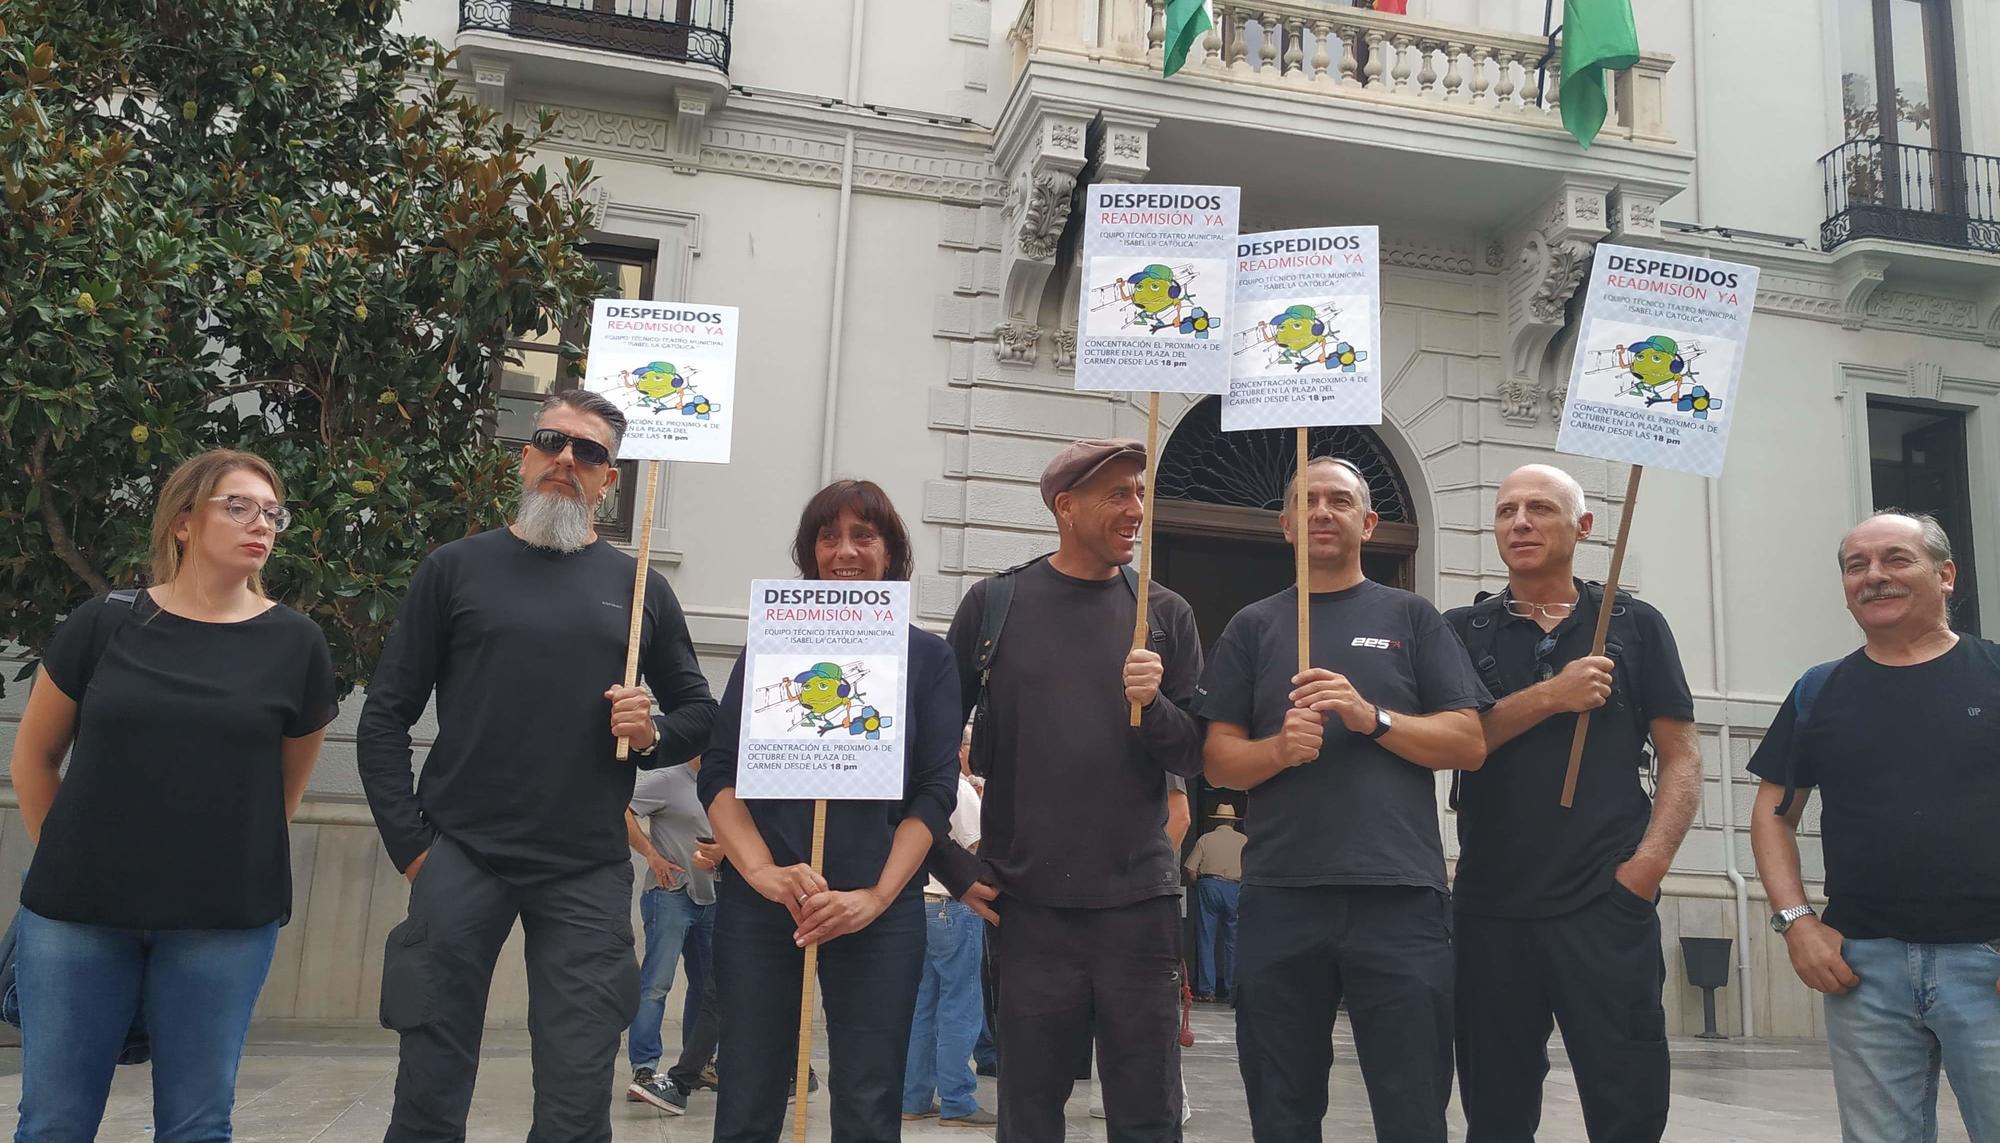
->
[1769, 913, 1788, 933]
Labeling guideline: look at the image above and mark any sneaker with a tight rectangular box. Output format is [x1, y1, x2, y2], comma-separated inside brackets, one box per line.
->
[940, 1107, 998, 1127]
[901, 1104, 939, 1121]
[695, 1064, 721, 1091]
[626, 1070, 686, 1116]
[974, 1059, 999, 1078]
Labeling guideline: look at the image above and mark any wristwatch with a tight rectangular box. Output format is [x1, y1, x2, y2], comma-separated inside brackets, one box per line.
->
[1366, 705, 1394, 740]
[631, 726, 659, 757]
[1769, 904, 1816, 933]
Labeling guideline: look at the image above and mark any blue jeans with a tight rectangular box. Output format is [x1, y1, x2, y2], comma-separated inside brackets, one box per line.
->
[13, 907, 279, 1143]
[1195, 876, 1240, 995]
[626, 887, 714, 1072]
[1825, 937, 2000, 1143]
[902, 898, 985, 1120]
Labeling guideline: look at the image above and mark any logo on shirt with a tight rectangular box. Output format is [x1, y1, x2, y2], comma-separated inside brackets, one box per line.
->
[1351, 636, 1403, 651]
[601, 600, 624, 609]
[1972, 707, 1984, 718]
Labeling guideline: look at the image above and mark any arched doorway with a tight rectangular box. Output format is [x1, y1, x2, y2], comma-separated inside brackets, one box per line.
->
[1151, 395, 1420, 653]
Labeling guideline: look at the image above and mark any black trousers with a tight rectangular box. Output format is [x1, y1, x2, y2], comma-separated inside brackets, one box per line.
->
[1454, 888, 1670, 1143]
[379, 834, 639, 1143]
[1235, 884, 1455, 1143]
[993, 896, 1182, 1143]
[666, 963, 720, 1091]
[711, 871, 924, 1143]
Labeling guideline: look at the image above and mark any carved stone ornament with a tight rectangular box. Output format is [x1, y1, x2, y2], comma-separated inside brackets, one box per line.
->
[1499, 378, 1541, 424]
[1545, 384, 1569, 423]
[993, 321, 1040, 367]
[1113, 132, 1143, 159]
[1050, 123, 1082, 151]
[1523, 236, 1591, 326]
[1631, 202, 1657, 228]
[1485, 240, 1505, 270]
[1016, 171, 1076, 262]
[1052, 327, 1077, 370]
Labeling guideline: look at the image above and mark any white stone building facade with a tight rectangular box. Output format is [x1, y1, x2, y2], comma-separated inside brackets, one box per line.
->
[3, 0, 1996, 1037]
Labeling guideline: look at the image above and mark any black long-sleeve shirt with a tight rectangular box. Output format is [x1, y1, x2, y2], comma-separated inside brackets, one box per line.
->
[697, 625, 961, 894]
[932, 559, 1204, 908]
[357, 529, 718, 882]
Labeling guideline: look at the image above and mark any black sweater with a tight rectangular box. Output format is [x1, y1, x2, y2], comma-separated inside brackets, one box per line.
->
[357, 529, 718, 882]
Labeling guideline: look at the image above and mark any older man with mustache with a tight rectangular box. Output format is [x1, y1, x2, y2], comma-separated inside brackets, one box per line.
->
[1749, 510, 2000, 1143]
[358, 389, 719, 1143]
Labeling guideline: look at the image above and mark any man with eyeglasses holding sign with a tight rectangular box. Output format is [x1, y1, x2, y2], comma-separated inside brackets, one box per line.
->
[1443, 464, 1700, 1143]
[358, 389, 719, 1143]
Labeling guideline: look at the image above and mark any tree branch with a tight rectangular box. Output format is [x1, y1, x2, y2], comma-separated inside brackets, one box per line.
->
[29, 430, 111, 595]
[211, 378, 307, 400]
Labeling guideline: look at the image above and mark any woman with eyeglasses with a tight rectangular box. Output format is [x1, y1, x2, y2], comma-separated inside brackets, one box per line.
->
[8, 448, 337, 1143]
[697, 480, 964, 1141]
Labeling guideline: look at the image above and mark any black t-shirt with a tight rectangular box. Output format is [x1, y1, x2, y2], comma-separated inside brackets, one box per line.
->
[1746, 638, 2000, 943]
[933, 560, 1206, 908]
[1192, 581, 1490, 891]
[357, 529, 719, 883]
[24, 592, 338, 930]
[1445, 584, 1695, 918]
[698, 626, 962, 895]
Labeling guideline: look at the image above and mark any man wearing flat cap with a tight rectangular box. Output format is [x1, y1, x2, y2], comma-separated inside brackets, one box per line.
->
[930, 438, 1205, 1141]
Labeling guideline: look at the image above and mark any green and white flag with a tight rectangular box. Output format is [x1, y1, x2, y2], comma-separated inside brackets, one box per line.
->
[1559, 0, 1639, 148]
[1163, 0, 1213, 78]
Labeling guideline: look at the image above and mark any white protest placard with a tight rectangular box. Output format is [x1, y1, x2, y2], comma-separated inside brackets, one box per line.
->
[582, 299, 738, 464]
[1555, 244, 1758, 478]
[1075, 184, 1240, 394]
[1223, 226, 1381, 430]
[736, 579, 910, 801]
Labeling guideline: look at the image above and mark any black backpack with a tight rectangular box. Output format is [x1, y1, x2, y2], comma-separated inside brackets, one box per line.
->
[0, 589, 154, 1065]
[964, 557, 1160, 777]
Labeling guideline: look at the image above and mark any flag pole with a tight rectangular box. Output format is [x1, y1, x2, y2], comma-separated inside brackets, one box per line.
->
[615, 461, 664, 761]
[1560, 463, 1642, 807]
[1130, 392, 1163, 728]
[1294, 428, 1310, 678]
[791, 798, 829, 1143]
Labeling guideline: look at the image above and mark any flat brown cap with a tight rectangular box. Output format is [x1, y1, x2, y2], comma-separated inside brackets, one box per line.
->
[1040, 438, 1147, 512]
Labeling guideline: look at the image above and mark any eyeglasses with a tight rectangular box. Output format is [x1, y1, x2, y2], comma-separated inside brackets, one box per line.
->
[531, 428, 612, 468]
[1503, 598, 1578, 621]
[208, 495, 292, 533]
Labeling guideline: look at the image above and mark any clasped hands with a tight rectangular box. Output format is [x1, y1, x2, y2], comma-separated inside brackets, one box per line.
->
[1274, 669, 1379, 767]
[743, 861, 892, 949]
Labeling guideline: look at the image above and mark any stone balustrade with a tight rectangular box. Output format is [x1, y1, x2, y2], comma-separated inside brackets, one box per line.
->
[1012, 0, 1674, 147]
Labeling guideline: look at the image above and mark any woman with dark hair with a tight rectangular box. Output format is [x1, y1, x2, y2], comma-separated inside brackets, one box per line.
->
[698, 479, 962, 1142]
[7, 448, 337, 1142]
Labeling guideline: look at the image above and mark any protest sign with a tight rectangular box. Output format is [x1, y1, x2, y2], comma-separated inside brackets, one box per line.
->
[1224, 226, 1382, 430]
[1556, 245, 1757, 478]
[1075, 184, 1240, 394]
[1551, 244, 1758, 805]
[582, 298, 740, 759]
[583, 299, 737, 464]
[735, 579, 910, 801]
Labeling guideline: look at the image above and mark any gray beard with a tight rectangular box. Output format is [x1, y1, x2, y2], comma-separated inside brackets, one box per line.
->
[515, 486, 594, 552]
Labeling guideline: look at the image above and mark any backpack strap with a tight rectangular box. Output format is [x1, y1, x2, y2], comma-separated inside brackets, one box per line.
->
[1457, 591, 1510, 699]
[1119, 564, 1166, 647]
[1772, 658, 1842, 816]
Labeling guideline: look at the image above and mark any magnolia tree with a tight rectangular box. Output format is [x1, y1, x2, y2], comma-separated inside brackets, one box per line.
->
[1, 0, 609, 692]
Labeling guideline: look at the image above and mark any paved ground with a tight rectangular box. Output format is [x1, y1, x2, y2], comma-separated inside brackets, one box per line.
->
[0, 1005, 1974, 1141]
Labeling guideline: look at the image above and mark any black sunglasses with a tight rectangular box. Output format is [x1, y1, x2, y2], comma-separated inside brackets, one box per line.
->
[530, 428, 612, 468]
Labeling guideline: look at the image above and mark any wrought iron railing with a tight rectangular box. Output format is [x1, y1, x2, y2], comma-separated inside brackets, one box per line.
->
[460, 0, 732, 70]
[1820, 138, 2000, 254]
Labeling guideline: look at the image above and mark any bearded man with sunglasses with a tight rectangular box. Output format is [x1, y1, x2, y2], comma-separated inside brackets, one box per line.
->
[358, 389, 718, 1143]
[1443, 463, 1699, 1143]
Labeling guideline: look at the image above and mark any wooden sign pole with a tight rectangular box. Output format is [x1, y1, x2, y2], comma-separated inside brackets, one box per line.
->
[1130, 392, 1163, 727]
[1295, 428, 1310, 676]
[791, 799, 830, 1143]
[615, 460, 665, 762]
[1560, 463, 1644, 807]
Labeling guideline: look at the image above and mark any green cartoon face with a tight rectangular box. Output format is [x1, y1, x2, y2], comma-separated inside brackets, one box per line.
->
[794, 664, 849, 716]
[1626, 338, 1683, 388]
[635, 363, 683, 400]
[1274, 316, 1319, 352]
[1127, 266, 1179, 315]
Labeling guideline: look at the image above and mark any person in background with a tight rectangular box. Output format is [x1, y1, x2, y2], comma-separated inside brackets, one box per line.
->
[699, 479, 962, 1142]
[358, 390, 719, 1143]
[624, 756, 718, 1115]
[901, 725, 995, 1127]
[1749, 511, 2000, 1143]
[1185, 804, 1245, 1004]
[9, 448, 337, 1143]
